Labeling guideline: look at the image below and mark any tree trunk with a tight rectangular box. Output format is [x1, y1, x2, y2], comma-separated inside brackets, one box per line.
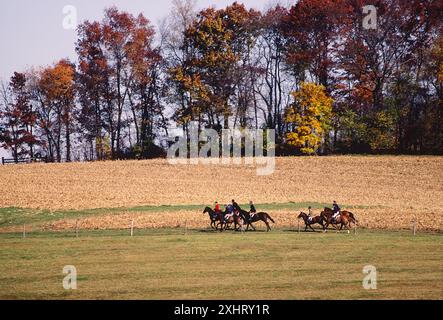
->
[65, 121, 71, 162]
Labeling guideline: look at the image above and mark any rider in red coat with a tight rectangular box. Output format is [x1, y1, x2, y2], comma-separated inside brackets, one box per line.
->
[214, 202, 223, 221]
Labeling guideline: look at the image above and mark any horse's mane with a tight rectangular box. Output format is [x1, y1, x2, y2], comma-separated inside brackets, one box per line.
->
[203, 206, 213, 212]
[238, 207, 248, 214]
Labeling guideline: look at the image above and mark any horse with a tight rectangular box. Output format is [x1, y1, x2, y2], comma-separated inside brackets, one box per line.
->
[239, 208, 275, 232]
[203, 207, 225, 230]
[322, 207, 358, 227]
[222, 212, 244, 231]
[297, 212, 324, 232]
[321, 207, 358, 233]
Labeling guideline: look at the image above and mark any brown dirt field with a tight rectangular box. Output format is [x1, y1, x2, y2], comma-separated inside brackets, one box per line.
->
[0, 156, 442, 231]
[0, 156, 442, 210]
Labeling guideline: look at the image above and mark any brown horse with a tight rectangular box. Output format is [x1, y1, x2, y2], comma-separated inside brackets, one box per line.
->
[239, 208, 275, 232]
[297, 212, 324, 232]
[321, 207, 358, 233]
[222, 213, 244, 231]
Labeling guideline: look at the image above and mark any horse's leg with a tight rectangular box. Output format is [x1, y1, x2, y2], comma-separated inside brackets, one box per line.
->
[344, 220, 351, 234]
[309, 224, 315, 232]
[334, 222, 340, 232]
[237, 218, 243, 232]
[264, 218, 271, 232]
[322, 217, 330, 231]
[339, 221, 345, 232]
[323, 220, 329, 232]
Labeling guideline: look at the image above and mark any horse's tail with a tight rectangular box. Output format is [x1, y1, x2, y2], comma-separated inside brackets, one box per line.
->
[348, 211, 358, 224]
[266, 213, 275, 224]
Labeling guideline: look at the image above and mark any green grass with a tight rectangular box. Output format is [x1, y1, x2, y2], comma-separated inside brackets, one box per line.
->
[0, 202, 374, 228]
[0, 228, 441, 300]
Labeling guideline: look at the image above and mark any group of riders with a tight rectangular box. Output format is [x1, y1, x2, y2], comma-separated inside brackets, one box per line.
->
[299, 200, 358, 232]
[214, 199, 257, 223]
[204, 199, 275, 231]
[205, 199, 357, 232]
[306, 201, 341, 222]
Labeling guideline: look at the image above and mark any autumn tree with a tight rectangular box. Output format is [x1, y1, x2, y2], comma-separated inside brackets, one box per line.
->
[76, 20, 110, 160]
[126, 14, 167, 157]
[0, 73, 39, 161]
[336, 0, 441, 153]
[281, 0, 350, 89]
[171, 2, 260, 131]
[37, 59, 76, 162]
[76, 7, 166, 160]
[284, 82, 333, 154]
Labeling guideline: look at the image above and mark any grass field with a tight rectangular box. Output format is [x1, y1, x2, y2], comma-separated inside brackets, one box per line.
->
[0, 156, 442, 299]
[0, 228, 442, 300]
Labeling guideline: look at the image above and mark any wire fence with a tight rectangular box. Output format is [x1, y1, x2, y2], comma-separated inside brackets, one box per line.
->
[1, 216, 435, 240]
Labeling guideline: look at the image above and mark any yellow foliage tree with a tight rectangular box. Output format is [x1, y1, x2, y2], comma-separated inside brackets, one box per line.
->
[284, 82, 333, 154]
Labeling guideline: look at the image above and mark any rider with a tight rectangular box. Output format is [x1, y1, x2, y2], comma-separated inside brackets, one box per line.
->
[214, 202, 223, 221]
[249, 201, 257, 221]
[307, 206, 313, 221]
[225, 203, 234, 222]
[332, 201, 341, 221]
[232, 199, 241, 215]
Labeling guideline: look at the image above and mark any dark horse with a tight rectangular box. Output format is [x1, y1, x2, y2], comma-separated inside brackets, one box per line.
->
[320, 207, 358, 233]
[202, 207, 243, 231]
[203, 207, 225, 230]
[297, 212, 324, 232]
[239, 208, 275, 232]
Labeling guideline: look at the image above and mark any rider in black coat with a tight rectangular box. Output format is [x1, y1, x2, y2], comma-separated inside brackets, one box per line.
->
[332, 201, 341, 221]
[232, 199, 241, 213]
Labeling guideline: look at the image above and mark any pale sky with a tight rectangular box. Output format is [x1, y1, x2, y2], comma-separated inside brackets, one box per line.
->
[0, 0, 279, 82]
[0, 0, 280, 158]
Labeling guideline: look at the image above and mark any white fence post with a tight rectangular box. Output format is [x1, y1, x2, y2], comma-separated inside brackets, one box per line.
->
[130, 219, 134, 237]
[23, 224, 26, 238]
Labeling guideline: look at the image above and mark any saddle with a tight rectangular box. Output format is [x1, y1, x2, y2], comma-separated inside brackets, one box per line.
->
[332, 212, 340, 222]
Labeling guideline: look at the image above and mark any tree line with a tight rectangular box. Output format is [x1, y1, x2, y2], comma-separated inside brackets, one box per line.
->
[1, 0, 442, 162]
